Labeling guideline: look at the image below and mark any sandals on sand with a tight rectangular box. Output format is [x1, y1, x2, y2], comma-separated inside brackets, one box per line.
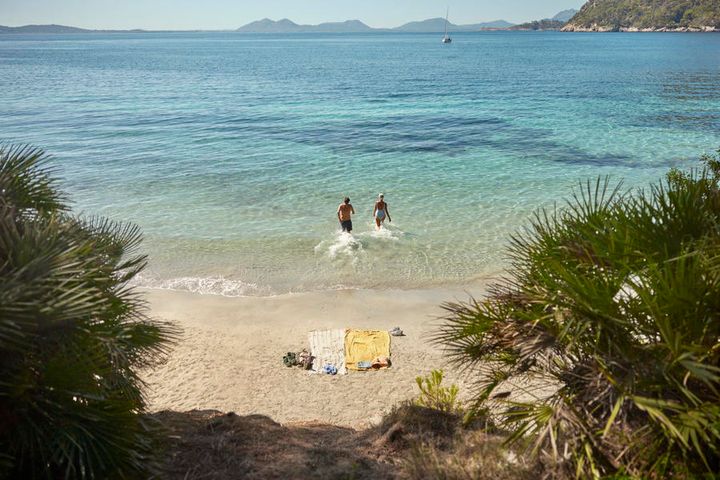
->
[297, 349, 313, 370]
[284, 350, 314, 370]
[389, 326, 405, 336]
[283, 352, 298, 367]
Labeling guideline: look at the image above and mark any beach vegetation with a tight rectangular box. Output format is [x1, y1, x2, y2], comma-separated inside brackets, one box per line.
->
[403, 433, 538, 480]
[375, 403, 538, 479]
[414, 370, 461, 414]
[434, 149, 720, 479]
[0, 144, 178, 478]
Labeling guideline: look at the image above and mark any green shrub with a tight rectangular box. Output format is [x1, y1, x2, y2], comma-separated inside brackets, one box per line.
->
[0, 145, 178, 478]
[415, 370, 461, 414]
[434, 149, 720, 478]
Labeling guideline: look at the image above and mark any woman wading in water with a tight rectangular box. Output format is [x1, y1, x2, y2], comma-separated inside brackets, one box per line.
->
[372, 193, 391, 229]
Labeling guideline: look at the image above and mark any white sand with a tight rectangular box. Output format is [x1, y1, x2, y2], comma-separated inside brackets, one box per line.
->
[141, 286, 487, 428]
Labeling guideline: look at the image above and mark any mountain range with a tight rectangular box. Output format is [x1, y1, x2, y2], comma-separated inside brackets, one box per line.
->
[0, 24, 92, 34]
[0, 24, 158, 34]
[4, 2, 720, 35]
[0, 8, 574, 35]
[235, 18, 514, 33]
[16, 3, 720, 35]
[508, 8, 578, 30]
[391, 18, 514, 32]
[0, 10, 571, 35]
[235, 19, 374, 33]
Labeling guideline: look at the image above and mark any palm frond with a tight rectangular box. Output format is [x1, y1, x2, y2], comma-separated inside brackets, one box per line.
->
[0, 144, 67, 214]
[435, 148, 720, 478]
[0, 143, 177, 479]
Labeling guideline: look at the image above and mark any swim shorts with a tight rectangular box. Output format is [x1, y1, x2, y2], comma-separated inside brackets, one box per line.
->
[340, 220, 353, 232]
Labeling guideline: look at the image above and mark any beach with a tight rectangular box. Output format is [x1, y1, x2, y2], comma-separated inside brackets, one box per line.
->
[141, 286, 487, 428]
[3, 24, 720, 480]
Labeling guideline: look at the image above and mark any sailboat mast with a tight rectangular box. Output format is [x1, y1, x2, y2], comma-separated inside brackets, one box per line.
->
[444, 7, 449, 36]
[441, 6, 452, 43]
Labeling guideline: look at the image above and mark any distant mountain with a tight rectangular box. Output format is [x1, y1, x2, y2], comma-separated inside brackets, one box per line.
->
[236, 18, 302, 33]
[312, 20, 374, 32]
[509, 19, 566, 31]
[393, 18, 450, 32]
[0, 24, 159, 34]
[237, 18, 373, 33]
[552, 9, 579, 22]
[563, 0, 720, 31]
[236, 17, 514, 33]
[0, 24, 91, 34]
[505, 8, 577, 31]
[474, 20, 515, 29]
[393, 18, 514, 32]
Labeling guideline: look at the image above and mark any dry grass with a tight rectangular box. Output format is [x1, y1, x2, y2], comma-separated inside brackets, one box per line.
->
[402, 433, 539, 480]
[151, 405, 541, 479]
[151, 410, 394, 479]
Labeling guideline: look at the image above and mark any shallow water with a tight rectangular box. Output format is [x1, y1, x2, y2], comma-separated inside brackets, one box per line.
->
[1, 31, 719, 294]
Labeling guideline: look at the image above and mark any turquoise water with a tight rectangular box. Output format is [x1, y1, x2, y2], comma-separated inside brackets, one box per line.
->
[1, 32, 719, 295]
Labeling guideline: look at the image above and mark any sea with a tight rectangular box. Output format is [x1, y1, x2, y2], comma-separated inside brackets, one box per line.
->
[1, 31, 719, 296]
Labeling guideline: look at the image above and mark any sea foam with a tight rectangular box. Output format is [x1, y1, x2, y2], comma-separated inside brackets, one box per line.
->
[315, 230, 365, 266]
[132, 274, 272, 297]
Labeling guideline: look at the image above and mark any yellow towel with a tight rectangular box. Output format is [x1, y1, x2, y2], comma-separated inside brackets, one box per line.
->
[345, 329, 391, 371]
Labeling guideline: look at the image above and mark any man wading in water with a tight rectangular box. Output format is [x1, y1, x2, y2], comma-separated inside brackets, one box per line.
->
[337, 197, 355, 233]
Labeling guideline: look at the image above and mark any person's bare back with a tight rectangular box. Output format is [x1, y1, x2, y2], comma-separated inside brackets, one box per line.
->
[337, 197, 355, 232]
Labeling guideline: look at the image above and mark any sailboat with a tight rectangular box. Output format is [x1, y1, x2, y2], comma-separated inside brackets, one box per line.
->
[442, 8, 452, 43]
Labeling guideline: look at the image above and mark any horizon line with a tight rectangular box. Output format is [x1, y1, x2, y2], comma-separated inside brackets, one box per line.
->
[0, 14, 567, 31]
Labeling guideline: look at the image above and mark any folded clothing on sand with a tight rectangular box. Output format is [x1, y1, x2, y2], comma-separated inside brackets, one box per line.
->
[345, 329, 391, 371]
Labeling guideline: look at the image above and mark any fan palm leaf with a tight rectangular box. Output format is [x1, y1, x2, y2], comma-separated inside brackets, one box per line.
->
[434, 149, 720, 478]
[0, 145, 178, 479]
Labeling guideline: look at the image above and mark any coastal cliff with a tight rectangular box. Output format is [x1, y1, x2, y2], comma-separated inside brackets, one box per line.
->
[563, 0, 720, 31]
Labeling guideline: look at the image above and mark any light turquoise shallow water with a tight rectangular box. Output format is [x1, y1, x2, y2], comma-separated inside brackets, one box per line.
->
[1, 32, 719, 295]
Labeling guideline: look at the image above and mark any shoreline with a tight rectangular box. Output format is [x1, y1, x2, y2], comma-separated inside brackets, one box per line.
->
[133, 273, 499, 300]
[140, 285, 488, 428]
[562, 24, 719, 32]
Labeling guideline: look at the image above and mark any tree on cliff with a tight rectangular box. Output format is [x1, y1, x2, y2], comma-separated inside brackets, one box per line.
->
[565, 0, 720, 30]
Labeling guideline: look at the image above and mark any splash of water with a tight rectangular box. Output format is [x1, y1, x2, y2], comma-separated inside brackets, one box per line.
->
[357, 223, 405, 242]
[315, 230, 365, 263]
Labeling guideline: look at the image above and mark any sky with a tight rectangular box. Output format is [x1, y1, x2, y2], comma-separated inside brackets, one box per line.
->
[0, 0, 586, 30]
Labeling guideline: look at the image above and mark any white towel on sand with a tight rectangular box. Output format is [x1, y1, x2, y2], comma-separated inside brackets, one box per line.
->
[308, 329, 347, 375]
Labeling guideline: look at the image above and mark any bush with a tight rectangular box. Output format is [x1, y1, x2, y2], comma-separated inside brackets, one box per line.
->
[414, 370, 461, 414]
[0, 145, 178, 478]
[434, 149, 720, 478]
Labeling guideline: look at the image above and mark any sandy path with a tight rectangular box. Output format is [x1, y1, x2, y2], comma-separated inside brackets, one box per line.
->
[140, 286, 486, 428]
